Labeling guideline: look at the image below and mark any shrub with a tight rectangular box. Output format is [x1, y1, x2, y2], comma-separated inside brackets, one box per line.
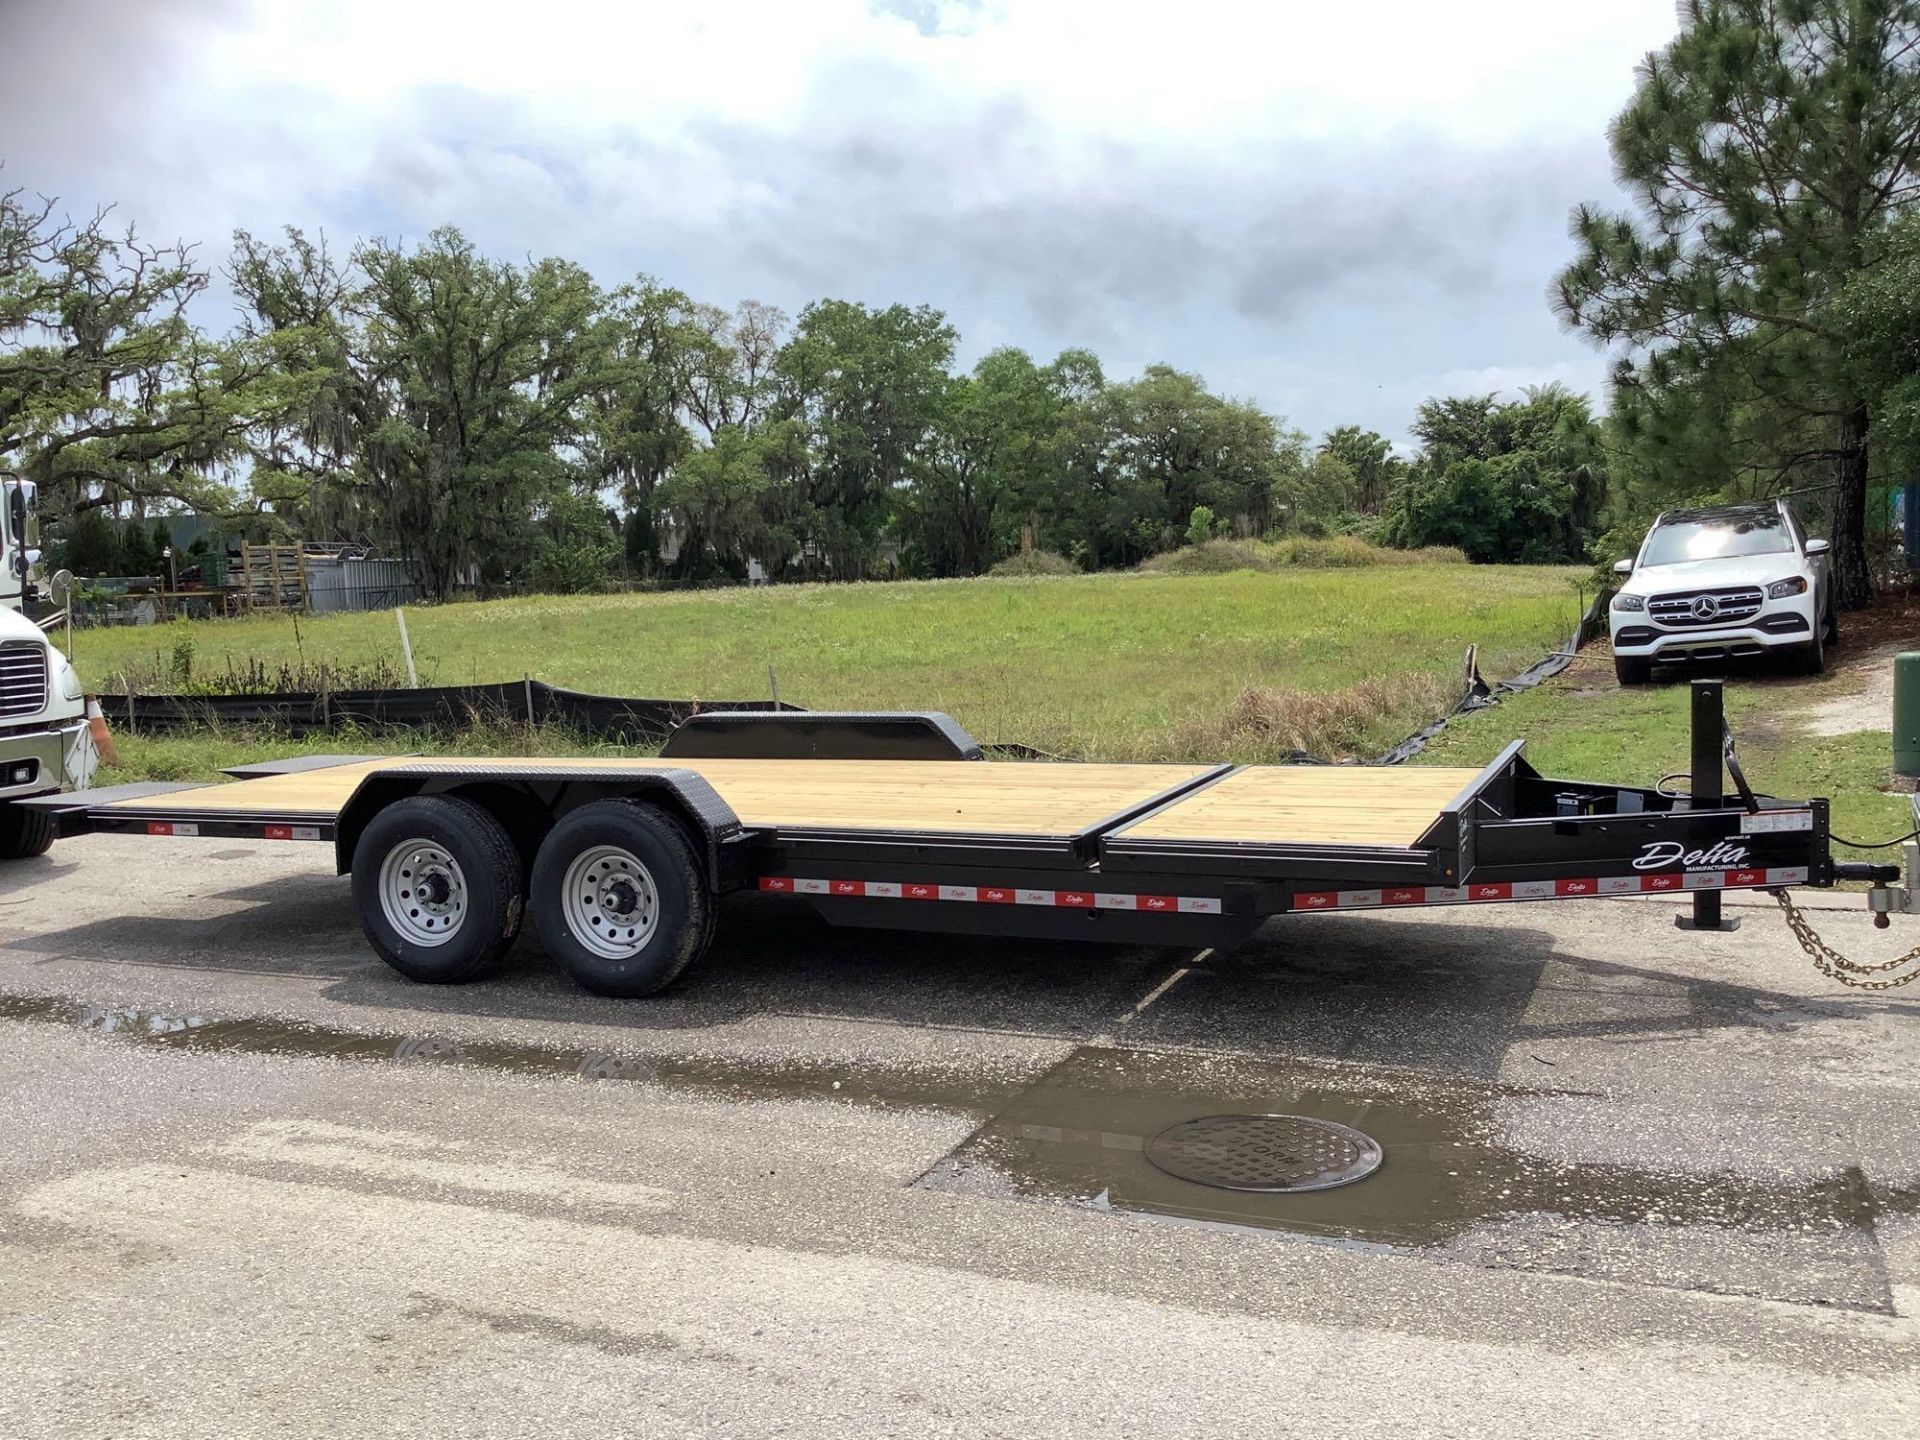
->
[987, 550, 1079, 577]
[1184, 504, 1221, 546]
[1138, 539, 1274, 575]
[1266, 535, 1373, 567]
[1170, 674, 1456, 762]
[1137, 536, 1469, 575]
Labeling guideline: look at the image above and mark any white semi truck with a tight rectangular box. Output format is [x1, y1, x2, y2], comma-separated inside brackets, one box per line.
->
[1, 474, 98, 859]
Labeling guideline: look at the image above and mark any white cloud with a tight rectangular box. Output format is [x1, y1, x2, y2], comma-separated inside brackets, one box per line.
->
[0, 0, 1680, 441]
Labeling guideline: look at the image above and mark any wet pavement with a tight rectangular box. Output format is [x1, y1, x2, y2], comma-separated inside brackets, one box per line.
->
[923, 1044, 1911, 1312]
[2, 834, 1918, 1437]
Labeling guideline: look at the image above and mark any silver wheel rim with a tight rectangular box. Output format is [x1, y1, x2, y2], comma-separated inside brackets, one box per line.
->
[562, 844, 659, 960]
[378, 840, 468, 948]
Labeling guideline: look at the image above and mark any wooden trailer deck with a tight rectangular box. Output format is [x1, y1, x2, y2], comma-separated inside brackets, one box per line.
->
[1112, 763, 1482, 848]
[96, 756, 1488, 850]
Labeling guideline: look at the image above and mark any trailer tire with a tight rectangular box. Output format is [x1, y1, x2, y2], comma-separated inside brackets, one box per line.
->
[350, 795, 525, 984]
[530, 799, 711, 998]
[0, 802, 55, 860]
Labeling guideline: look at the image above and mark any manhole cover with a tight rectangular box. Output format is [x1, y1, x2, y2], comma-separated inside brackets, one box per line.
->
[1144, 1114, 1383, 1193]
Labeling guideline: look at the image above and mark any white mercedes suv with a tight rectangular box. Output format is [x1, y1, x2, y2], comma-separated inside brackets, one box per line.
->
[1608, 499, 1836, 685]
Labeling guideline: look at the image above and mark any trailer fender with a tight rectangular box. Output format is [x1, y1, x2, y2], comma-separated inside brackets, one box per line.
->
[332, 765, 745, 890]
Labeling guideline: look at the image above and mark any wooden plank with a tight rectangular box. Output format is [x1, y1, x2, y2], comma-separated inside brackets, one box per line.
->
[656, 759, 1216, 834]
[1115, 765, 1482, 848]
[108, 755, 1478, 849]
[108, 759, 395, 815]
[110, 757, 1218, 838]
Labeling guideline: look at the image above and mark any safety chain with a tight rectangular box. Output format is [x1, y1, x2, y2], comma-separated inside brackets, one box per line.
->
[1771, 889, 1920, 990]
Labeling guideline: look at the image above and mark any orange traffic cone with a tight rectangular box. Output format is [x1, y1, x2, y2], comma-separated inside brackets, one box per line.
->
[86, 698, 119, 767]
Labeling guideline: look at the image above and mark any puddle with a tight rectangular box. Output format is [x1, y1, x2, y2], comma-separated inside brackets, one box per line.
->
[919, 1046, 1916, 1313]
[0, 992, 1030, 1115]
[6, 991, 1910, 1312]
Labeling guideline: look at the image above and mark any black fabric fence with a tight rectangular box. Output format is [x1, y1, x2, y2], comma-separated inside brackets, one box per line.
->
[1372, 587, 1611, 765]
[98, 682, 798, 744]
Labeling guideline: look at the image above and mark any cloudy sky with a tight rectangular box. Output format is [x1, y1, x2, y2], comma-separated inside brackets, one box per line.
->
[0, 0, 1676, 444]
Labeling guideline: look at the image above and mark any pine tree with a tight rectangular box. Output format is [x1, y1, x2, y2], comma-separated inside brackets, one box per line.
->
[1557, 0, 1920, 608]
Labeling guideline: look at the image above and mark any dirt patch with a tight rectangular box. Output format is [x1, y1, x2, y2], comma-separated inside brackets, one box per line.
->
[1797, 643, 1902, 736]
[1830, 587, 1920, 652]
[1788, 588, 1920, 734]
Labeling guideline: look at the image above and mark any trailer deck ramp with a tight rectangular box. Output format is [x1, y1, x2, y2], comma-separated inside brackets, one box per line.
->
[1115, 764, 1483, 849]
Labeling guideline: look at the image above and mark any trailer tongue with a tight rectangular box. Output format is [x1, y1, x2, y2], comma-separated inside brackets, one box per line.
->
[16, 694, 1879, 998]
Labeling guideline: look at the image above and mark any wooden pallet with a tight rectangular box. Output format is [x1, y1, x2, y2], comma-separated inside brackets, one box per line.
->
[239, 544, 310, 613]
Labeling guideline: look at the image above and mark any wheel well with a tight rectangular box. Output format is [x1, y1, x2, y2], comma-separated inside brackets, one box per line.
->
[443, 781, 552, 876]
[335, 770, 741, 889]
[550, 785, 710, 873]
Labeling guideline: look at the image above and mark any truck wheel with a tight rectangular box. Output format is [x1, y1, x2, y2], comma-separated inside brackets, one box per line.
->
[0, 802, 55, 860]
[530, 799, 711, 997]
[1613, 654, 1652, 686]
[350, 795, 525, 983]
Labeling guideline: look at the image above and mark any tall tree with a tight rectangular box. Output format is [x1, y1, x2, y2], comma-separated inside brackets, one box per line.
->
[1556, 0, 1920, 608]
[762, 300, 955, 578]
[2, 189, 285, 525]
[581, 278, 700, 572]
[1067, 365, 1290, 564]
[902, 347, 1066, 576]
[679, 298, 785, 438]
[228, 226, 374, 539]
[1381, 386, 1608, 562]
[654, 424, 771, 581]
[1834, 207, 1920, 483]
[354, 228, 607, 597]
[1319, 426, 1402, 514]
[1408, 395, 1501, 468]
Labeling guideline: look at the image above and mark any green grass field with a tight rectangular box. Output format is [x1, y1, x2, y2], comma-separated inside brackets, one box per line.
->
[82, 564, 1589, 777]
[82, 566, 1914, 874]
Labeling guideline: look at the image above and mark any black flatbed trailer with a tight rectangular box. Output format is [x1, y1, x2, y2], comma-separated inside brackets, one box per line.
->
[18, 701, 1856, 998]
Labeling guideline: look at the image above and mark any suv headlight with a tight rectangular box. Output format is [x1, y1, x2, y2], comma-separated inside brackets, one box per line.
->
[1766, 576, 1808, 599]
[1611, 593, 1646, 612]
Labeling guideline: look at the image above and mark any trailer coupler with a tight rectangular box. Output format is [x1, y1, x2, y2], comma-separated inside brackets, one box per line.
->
[1842, 840, 1920, 929]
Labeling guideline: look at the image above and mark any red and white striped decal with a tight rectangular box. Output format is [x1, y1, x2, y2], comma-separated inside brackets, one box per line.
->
[145, 820, 323, 841]
[1290, 867, 1809, 912]
[758, 875, 1223, 914]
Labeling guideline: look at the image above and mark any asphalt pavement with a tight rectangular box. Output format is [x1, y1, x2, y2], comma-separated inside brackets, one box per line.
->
[1, 834, 1916, 1437]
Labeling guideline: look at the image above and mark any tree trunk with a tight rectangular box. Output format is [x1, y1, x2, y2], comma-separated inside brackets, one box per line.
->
[1831, 402, 1874, 611]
